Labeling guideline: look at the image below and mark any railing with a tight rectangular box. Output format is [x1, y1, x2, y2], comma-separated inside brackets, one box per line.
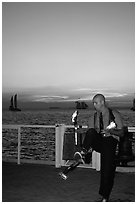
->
[55, 125, 135, 171]
[2, 124, 135, 171]
[2, 124, 56, 165]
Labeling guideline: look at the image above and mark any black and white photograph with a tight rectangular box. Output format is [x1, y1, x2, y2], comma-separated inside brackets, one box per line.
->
[2, 2, 135, 202]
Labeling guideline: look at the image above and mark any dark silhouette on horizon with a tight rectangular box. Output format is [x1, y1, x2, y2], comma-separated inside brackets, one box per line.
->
[75, 101, 88, 110]
[9, 94, 21, 111]
[131, 98, 135, 111]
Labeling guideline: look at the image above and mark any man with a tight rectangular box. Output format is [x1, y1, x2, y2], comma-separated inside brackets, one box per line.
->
[75, 93, 124, 201]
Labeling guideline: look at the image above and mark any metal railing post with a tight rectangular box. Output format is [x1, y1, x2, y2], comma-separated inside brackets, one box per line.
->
[92, 151, 101, 171]
[55, 124, 66, 168]
[17, 127, 21, 165]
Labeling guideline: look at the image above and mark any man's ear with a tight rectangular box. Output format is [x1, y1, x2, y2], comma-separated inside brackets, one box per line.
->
[101, 100, 104, 105]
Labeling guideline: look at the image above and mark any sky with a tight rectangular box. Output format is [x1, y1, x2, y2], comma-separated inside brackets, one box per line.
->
[2, 2, 135, 101]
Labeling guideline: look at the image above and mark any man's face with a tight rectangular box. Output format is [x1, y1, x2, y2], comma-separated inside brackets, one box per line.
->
[93, 97, 103, 111]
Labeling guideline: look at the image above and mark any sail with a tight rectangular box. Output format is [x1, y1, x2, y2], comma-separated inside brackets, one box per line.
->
[10, 96, 14, 108]
[9, 96, 14, 110]
[14, 94, 17, 109]
[9, 94, 21, 111]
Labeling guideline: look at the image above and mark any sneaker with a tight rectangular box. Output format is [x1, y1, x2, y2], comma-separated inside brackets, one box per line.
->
[59, 172, 68, 180]
[102, 198, 108, 202]
[74, 151, 85, 164]
[94, 196, 108, 202]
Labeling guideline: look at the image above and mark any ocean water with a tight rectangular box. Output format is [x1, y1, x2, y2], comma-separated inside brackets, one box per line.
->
[2, 108, 135, 126]
[2, 109, 135, 162]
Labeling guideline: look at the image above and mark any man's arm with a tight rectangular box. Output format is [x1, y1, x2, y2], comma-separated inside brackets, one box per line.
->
[105, 109, 124, 138]
[108, 128, 124, 137]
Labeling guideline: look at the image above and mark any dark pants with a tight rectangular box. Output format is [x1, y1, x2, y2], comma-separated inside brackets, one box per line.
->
[83, 128, 118, 199]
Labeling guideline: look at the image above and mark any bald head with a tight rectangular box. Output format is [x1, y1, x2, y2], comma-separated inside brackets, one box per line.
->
[92, 94, 106, 112]
[93, 94, 106, 103]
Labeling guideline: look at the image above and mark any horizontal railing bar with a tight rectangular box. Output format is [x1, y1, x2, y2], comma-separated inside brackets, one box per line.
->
[20, 125, 56, 128]
[63, 125, 135, 132]
[2, 124, 135, 132]
[2, 124, 56, 129]
[128, 127, 135, 132]
[2, 125, 21, 129]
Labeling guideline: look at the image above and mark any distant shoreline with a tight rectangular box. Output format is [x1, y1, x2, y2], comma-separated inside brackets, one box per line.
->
[2, 106, 133, 112]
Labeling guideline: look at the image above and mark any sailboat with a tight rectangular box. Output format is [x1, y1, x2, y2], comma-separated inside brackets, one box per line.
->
[9, 94, 21, 111]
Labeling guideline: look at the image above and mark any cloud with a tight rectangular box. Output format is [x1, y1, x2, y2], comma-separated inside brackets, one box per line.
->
[72, 88, 95, 92]
[32, 95, 69, 102]
[29, 90, 128, 103]
[3, 86, 133, 104]
[70, 88, 128, 100]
